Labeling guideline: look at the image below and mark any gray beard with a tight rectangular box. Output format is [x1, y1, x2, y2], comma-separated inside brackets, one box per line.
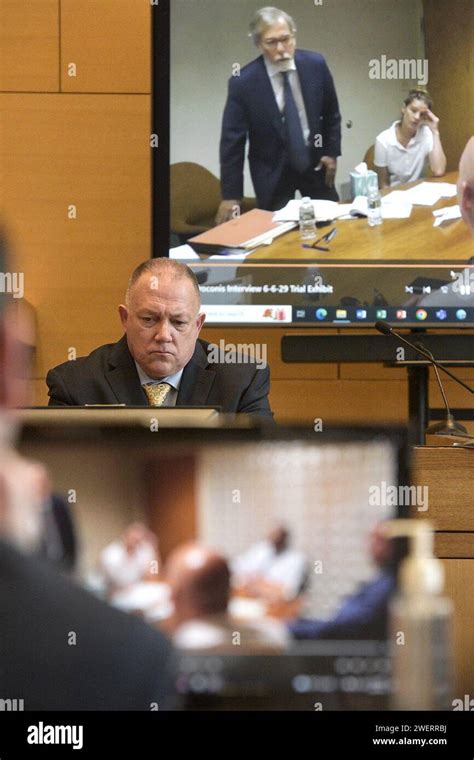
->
[273, 57, 294, 72]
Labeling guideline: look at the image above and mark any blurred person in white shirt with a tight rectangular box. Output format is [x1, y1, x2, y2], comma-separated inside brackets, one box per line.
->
[98, 521, 161, 595]
[231, 525, 308, 602]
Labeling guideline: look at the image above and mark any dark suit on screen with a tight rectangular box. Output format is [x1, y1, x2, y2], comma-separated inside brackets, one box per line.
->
[288, 570, 396, 640]
[46, 335, 273, 417]
[220, 49, 341, 210]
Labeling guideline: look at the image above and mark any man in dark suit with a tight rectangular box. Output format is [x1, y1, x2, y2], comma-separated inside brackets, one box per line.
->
[216, 6, 341, 222]
[0, 233, 175, 710]
[46, 258, 273, 417]
[288, 523, 397, 641]
[0, 539, 176, 710]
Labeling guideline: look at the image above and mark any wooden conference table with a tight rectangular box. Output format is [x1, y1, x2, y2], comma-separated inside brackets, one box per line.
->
[247, 172, 472, 261]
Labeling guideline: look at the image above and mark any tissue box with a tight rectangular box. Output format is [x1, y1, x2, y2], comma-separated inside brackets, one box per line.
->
[350, 170, 378, 200]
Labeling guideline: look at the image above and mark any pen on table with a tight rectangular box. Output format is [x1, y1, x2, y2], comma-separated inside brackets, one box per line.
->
[302, 244, 329, 251]
[323, 228, 337, 243]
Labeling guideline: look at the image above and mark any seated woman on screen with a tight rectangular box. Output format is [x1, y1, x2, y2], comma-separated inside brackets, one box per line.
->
[374, 90, 446, 188]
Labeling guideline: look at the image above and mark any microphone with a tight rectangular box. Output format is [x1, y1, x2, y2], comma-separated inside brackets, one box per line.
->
[414, 343, 466, 435]
[374, 320, 473, 436]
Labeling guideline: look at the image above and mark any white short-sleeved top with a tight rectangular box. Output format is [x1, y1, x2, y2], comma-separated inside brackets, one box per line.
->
[374, 121, 434, 186]
[231, 540, 307, 600]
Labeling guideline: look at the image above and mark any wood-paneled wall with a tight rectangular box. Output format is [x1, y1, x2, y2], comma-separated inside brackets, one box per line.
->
[201, 326, 474, 428]
[0, 0, 151, 388]
[423, 0, 474, 171]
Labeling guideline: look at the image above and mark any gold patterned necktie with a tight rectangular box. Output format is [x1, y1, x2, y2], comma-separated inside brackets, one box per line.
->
[143, 382, 173, 407]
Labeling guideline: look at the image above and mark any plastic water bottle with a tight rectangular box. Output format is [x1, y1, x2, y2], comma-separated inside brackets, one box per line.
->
[367, 185, 383, 226]
[299, 197, 317, 239]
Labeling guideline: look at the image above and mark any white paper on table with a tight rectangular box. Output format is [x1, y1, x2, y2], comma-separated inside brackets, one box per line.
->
[208, 250, 255, 260]
[317, 203, 363, 220]
[272, 199, 339, 222]
[433, 204, 461, 226]
[169, 243, 200, 260]
[169, 243, 254, 261]
[403, 182, 445, 205]
[433, 182, 457, 198]
[382, 190, 410, 204]
[381, 199, 412, 218]
[350, 195, 368, 216]
[228, 597, 268, 621]
[333, 203, 353, 217]
[112, 581, 171, 613]
[400, 181, 456, 206]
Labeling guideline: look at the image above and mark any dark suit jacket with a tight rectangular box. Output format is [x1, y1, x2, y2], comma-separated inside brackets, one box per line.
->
[288, 570, 396, 641]
[46, 336, 273, 417]
[0, 539, 175, 710]
[220, 49, 341, 209]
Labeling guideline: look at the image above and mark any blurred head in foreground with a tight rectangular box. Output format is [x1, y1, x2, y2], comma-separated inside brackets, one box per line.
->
[164, 541, 288, 652]
[458, 136, 474, 229]
[165, 542, 230, 625]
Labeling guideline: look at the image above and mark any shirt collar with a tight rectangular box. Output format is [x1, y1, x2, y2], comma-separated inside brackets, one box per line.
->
[264, 56, 296, 79]
[389, 120, 425, 148]
[134, 361, 184, 391]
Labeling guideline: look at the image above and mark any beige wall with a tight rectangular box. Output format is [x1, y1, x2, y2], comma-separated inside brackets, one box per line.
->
[171, 0, 425, 200]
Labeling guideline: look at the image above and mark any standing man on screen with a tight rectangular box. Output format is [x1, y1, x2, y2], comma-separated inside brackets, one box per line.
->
[216, 6, 341, 222]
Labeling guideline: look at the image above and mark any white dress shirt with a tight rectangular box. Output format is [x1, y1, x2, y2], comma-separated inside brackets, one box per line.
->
[374, 121, 434, 186]
[263, 57, 311, 144]
[134, 362, 184, 407]
[232, 540, 307, 600]
[173, 613, 288, 651]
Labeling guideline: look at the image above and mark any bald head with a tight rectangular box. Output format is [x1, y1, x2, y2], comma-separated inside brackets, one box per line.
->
[269, 525, 289, 553]
[458, 136, 474, 229]
[165, 542, 230, 624]
[118, 258, 205, 379]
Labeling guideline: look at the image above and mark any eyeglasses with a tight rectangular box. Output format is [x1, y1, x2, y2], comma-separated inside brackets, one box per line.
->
[262, 34, 294, 48]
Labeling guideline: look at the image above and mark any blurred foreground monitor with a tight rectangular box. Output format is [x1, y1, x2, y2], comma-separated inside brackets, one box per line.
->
[19, 419, 409, 710]
[177, 640, 390, 711]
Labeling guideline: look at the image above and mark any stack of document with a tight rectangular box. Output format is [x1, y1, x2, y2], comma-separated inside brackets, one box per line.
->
[188, 208, 296, 252]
